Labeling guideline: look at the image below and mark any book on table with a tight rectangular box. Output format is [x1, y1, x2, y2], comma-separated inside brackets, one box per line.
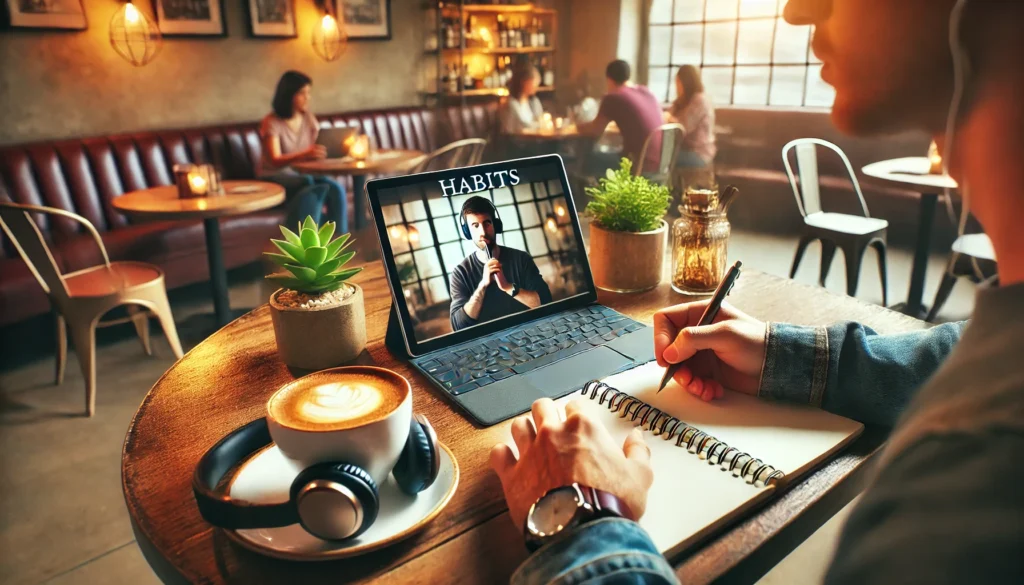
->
[530, 361, 864, 558]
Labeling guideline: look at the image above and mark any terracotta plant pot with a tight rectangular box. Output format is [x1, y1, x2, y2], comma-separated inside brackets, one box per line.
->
[269, 284, 367, 371]
[589, 220, 667, 293]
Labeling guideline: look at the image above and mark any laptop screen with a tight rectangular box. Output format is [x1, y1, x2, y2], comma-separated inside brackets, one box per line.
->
[368, 155, 596, 356]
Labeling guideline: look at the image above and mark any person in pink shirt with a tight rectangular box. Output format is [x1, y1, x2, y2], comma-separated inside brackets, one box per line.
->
[666, 65, 717, 168]
[577, 60, 665, 175]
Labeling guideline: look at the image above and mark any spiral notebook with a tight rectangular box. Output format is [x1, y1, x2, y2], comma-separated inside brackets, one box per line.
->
[548, 361, 864, 558]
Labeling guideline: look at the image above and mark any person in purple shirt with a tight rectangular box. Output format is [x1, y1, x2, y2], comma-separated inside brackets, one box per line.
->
[577, 60, 665, 175]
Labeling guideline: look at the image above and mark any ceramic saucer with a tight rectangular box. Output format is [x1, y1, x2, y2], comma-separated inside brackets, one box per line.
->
[226, 443, 459, 561]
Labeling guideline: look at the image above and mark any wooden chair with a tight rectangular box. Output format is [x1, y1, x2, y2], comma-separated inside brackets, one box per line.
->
[412, 138, 488, 173]
[783, 138, 889, 304]
[0, 202, 183, 416]
[926, 232, 997, 322]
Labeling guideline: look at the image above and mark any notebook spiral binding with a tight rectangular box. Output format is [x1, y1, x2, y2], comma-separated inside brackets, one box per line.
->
[581, 380, 786, 488]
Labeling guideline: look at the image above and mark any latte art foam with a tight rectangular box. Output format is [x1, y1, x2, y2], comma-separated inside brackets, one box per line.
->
[299, 382, 383, 425]
[268, 369, 408, 431]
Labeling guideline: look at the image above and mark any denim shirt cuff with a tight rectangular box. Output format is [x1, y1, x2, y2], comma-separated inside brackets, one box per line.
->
[759, 322, 829, 407]
[512, 518, 678, 585]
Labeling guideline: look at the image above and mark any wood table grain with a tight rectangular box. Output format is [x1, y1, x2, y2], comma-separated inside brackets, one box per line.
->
[122, 263, 927, 584]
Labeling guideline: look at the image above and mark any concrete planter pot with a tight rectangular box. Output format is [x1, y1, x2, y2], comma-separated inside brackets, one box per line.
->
[589, 220, 667, 293]
[269, 284, 367, 371]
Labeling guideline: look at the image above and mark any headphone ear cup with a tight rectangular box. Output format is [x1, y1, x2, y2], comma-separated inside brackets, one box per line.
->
[392, 418, 438, 495]
[493, 217, 503, 234]
[291, 463, 379, 540]
[460, 217, 472, 240]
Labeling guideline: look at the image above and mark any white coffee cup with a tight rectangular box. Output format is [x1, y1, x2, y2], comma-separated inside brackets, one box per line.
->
[266, 366, 412, 485]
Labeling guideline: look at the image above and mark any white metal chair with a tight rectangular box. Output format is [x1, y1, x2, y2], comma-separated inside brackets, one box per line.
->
[634, 123, 686, 180]
[0, 202, 183, 416]
[926, 232, 997, 321]
[783, 138, 888, 304]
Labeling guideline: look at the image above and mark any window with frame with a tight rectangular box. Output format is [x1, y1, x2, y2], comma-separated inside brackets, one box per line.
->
[646, 0, 836, 108]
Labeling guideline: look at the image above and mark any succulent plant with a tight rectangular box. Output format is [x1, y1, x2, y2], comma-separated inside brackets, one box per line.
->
[265, 216, 362, 294]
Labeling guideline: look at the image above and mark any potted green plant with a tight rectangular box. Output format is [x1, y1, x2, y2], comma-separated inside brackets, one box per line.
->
[585, 158, 671, 292]
[265, 216, 366, 370]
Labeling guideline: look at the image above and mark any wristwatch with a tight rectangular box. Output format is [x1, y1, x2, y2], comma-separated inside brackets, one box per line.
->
[523, 483, 629, 552]
[510, 283, 520, 298]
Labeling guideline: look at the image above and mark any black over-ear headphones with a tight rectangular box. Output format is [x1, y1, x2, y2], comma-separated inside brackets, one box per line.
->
[459, 196, 504, 240]
[192, 415, 440, 541]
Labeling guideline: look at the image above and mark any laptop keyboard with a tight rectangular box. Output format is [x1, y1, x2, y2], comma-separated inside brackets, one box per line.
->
[413, 306, 646, 396]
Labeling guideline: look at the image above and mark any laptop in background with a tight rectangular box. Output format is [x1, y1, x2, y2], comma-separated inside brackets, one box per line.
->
[316, 127, 359, 158]
[366, 155, 656, 427]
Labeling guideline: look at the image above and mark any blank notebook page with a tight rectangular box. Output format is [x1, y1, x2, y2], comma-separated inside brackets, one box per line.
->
[550, 361, 864, 557]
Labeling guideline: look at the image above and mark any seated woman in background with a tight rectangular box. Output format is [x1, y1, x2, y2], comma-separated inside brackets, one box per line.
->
[666, 65, 716, 168]
[260, 70, 347, 231]
[500, 63, 544, 134]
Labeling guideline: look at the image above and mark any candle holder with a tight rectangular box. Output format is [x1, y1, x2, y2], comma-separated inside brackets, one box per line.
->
[350, 135, 370, 162]
[174, 164, 222, 199]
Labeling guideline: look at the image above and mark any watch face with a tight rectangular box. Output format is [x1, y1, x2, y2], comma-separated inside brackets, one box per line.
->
[526, 486, 582, 537]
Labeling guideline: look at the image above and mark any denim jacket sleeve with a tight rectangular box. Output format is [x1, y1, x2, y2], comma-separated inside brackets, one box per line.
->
[759, 320, 966, 426]
[512, 518, 679, 585]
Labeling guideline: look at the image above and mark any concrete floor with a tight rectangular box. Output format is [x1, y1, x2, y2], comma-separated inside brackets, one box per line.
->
[0, 229, 976, 585]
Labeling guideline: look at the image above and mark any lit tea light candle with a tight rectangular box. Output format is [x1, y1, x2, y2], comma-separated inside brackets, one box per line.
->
[545, 214, 558, 233]
[555, 203, 566, 218]
[350, 135, 370, 161]
[927, 140, 943, 175]
[554, 117, 564, 130]
[188, 172, 208, 196]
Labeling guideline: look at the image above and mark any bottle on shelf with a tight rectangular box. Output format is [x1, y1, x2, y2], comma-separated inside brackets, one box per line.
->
[537, 57, 546, 85]
[447, 64, 460, 94]
[498, 15, 507, 49]
[530, 18, 539, 48]
[514, 19, 523, 49]
[542, 57, 555, 87]
[462, 64, 474, 91]
[538, 18, 547, 47]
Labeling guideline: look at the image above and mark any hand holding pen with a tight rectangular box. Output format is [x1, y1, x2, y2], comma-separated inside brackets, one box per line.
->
[652, 262, 769, 400]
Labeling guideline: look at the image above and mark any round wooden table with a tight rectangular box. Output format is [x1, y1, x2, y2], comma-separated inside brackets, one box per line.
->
[861, 157, 958, 318]
[112, 180, 285, 327]
[292, 150, 425, 229]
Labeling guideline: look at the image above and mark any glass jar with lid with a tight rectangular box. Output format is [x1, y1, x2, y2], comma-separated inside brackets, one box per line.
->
[671, 184, 737, 295]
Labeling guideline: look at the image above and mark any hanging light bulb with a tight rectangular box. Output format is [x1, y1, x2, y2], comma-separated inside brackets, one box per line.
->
[109, 1, 162, 67]
[312, 5, 347, 62]
[407, 225, 420, 245]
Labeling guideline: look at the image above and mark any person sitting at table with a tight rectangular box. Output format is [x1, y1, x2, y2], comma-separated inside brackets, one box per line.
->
[259, 70, 347, 231]
[575, 60, 664, 175]
[665, 65, 716, 169]
[490, 1, 1024, 583]
[500, 63, 544, 134]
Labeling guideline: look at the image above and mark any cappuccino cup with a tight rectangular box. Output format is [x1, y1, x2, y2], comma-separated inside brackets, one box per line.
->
[266, 366, 412, 485]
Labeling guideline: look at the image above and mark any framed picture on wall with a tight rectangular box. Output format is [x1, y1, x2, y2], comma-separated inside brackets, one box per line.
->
[2, 0, 87, 30]
[341, 0, 391, 40]
[151, 0, 226, 37]
[246, 0, 296, 38]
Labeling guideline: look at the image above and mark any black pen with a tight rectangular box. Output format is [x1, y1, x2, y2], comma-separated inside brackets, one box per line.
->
[657, 261, 743, 393]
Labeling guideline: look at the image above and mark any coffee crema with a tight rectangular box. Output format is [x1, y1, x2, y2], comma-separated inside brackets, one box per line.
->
[268, 369, 408, 431]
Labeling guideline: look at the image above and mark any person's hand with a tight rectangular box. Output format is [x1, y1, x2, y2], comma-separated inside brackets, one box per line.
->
[304, 145, 327, 160]
[653, 300, 767, 401]
[490, 398, 653, 531]
[480, 258, 502, 289]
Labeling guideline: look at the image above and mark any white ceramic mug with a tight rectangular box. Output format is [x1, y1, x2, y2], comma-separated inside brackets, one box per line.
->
[266, 366, 412, 485]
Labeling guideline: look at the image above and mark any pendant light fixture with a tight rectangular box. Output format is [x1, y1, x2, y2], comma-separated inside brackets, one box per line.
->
[312, 1, 348, 62]
[109, 1, 162, 67]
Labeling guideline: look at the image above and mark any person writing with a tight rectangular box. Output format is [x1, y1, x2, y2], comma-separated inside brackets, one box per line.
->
[491, 0, 1024, 583]
[665, 65, 716, 169]
[501, 63, 545, 134]
[260, 70, 347, 230]
[450, 196, 552, 331]
[576, 60, 664, 175]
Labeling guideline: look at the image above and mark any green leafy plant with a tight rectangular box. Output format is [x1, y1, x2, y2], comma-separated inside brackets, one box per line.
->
[265, 216, 362, 294]
[585, 158, 670, 232]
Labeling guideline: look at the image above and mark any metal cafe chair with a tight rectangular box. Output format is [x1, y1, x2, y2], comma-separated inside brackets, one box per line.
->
[0, 202, 183, 416]
[634, 123, 686, 182]
[412, 138, 488, 173]
[927, 231, 997, 322]
[783, 138, 889, 304]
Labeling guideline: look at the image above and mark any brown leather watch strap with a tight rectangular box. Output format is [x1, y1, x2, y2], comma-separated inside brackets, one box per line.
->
[581, 485, 632, 521]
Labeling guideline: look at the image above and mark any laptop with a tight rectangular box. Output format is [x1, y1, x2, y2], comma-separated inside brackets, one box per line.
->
[316, 126, 359, 158]
[366, 155, 656, 427]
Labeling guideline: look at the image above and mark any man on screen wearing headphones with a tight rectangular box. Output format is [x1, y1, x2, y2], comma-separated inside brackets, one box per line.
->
[495, 1, 1024, 584]
[450, 196, 552, 332]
